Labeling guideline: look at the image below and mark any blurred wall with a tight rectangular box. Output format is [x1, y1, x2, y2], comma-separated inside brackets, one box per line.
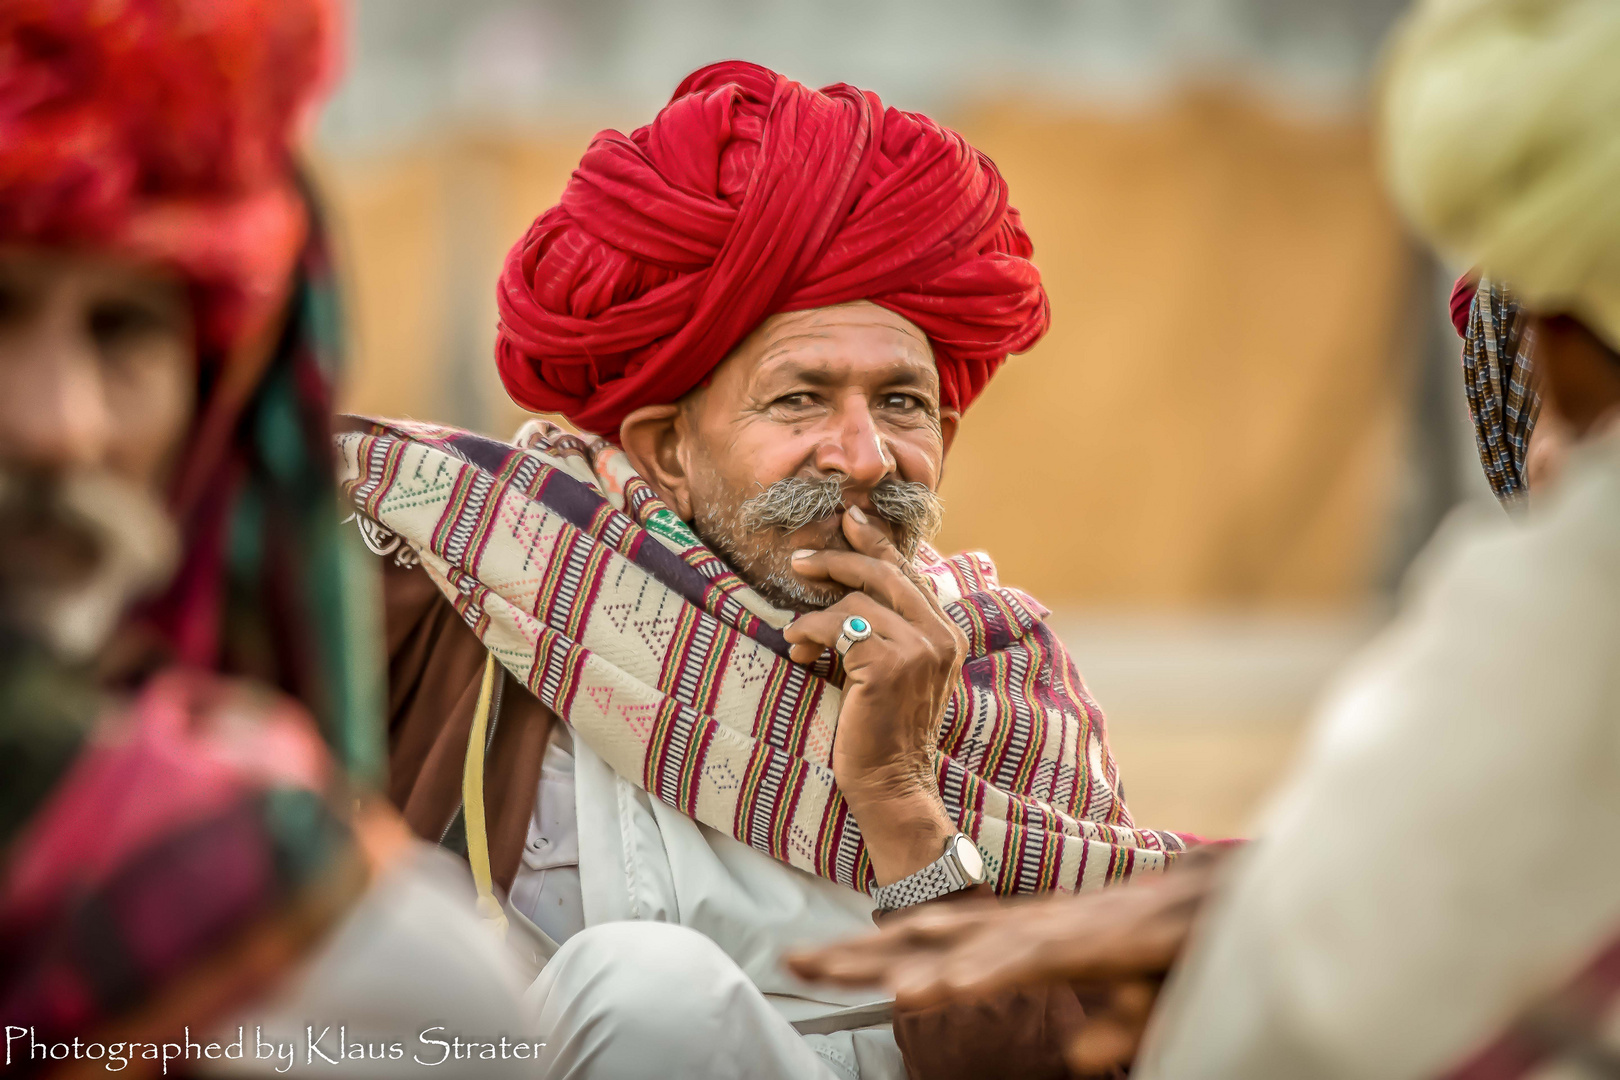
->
[940, 94, 1413, 605]
[318, 135, 583, 433]
[319, 89, 1412, 608]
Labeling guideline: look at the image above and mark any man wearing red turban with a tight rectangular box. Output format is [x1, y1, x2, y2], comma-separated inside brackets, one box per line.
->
[494, 61, 1049, 438]
[0, 1, 540, 1068]
[365, 60, 1182, 1080]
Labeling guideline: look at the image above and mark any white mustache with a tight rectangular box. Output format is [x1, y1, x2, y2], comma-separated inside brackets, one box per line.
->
[737, 473, 944, 558]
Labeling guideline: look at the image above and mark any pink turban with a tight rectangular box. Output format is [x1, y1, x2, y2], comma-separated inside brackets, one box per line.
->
[495, 61, 1051, 437]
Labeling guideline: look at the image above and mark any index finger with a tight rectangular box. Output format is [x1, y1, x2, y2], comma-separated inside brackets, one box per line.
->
[790, 545, 933, 621]
[842, 504, 905, 565]
[846, 505, 958, 625]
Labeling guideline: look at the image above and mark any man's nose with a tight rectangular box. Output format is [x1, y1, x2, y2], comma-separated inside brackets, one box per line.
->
[0, 344, 112, 473]
[813, 397, 895, 489]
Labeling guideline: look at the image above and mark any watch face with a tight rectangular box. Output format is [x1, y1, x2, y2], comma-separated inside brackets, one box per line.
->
[952, 835, 986, 882]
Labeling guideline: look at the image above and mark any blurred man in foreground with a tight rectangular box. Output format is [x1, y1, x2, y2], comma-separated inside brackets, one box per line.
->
[0, 3, 534, 1074]
[345, 60, 1193, 1079]
[790, 0, 1620, 1076]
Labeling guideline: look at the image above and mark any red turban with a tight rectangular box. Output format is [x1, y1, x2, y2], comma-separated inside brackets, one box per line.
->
[1450, 273, 1479, 338]
[495, 61, 1051, 437]
[0, 0, 339, 353]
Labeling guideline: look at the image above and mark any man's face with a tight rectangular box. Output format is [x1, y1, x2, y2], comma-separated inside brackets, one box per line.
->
[0, 247, 193, 655]
[628, 301, 956, 612]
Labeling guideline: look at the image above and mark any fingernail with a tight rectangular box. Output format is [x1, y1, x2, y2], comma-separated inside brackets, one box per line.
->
[792, 549, 815, 561]
[846, 506, 868, 524]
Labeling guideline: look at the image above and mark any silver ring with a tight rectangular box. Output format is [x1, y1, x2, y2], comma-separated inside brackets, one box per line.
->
[834, 614, 874, 657]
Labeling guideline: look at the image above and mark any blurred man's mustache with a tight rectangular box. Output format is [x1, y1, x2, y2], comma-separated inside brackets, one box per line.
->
[0, 469, 178, 660]
[738, 474, 944, 558]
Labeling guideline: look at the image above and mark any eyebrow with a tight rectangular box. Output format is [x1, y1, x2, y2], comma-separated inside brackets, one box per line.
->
[757, 355, 939, 393]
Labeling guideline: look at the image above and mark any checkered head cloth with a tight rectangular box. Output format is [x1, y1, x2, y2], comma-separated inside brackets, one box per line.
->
[1463, 278, 1543, 504]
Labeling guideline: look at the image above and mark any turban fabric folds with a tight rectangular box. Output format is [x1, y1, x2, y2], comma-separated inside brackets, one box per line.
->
[496, 61, 1051, 437]
[0, 0, 340, 355]
[1381, 0, 1620, 351]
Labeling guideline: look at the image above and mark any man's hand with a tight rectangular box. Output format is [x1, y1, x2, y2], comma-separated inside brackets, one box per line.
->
[781, 505, 966, 885]
[784, 847, 1229, 1075]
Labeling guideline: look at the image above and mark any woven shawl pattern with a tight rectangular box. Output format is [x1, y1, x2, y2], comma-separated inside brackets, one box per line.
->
[338, 419, 1185, 894]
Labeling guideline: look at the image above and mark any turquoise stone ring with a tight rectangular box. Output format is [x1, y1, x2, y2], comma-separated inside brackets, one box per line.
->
[835, 614, 874, 657]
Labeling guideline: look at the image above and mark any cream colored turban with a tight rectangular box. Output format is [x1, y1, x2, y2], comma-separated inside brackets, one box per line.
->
[1381, 0, 1620, 350]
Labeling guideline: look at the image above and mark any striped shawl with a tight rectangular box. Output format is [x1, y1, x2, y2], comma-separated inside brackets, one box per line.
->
[338, 419, 1187, 895]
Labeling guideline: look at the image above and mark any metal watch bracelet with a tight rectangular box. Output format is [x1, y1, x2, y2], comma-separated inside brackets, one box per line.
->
[871, 832, 989, 913]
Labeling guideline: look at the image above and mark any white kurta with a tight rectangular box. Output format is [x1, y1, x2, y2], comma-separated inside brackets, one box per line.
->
[567, 731, 903, 1079]
[1136, 428, 1620, 1079]
[508, 723, 903, 1080]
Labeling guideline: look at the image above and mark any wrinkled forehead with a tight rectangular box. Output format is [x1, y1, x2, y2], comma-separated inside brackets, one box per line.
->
[721, 300, 939, 394]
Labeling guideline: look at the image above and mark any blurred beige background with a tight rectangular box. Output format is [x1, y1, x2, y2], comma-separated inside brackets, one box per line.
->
[315, 0, 1483, 839]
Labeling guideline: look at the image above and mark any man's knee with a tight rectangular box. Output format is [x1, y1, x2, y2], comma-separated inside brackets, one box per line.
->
[534, 921, 754, 1051]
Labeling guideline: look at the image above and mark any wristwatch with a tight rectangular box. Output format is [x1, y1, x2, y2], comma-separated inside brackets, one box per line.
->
[871, 832, 990, 913]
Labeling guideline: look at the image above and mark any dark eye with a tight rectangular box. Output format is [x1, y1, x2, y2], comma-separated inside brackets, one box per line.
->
[88, 299, 172, 349]
[880, 393, 923, 411]
[774, 392, 817, 410]
[0, 280, 26, 326]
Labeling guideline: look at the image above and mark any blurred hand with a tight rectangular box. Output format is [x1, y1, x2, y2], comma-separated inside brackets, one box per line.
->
[786, 846, 1232, 1075]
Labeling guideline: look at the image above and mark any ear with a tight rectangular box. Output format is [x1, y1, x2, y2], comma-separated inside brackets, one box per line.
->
[619, 404, 695, 518]
[940, 410, 961, 457]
